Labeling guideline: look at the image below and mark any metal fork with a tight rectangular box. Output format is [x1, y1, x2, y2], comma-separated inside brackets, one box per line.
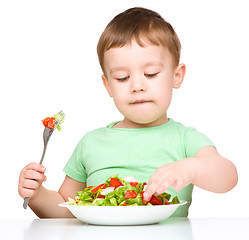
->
[23, 112, 65, 209]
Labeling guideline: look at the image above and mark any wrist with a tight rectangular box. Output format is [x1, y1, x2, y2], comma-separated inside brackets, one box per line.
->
[29, 185, 45, 205]
[180, 157, 198, 185]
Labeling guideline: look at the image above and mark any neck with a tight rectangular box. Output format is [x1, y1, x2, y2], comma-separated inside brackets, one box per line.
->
[113, 115, 169, 129]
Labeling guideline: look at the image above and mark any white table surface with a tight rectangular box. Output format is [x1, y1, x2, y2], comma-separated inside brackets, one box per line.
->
[1, 218, 248, 240]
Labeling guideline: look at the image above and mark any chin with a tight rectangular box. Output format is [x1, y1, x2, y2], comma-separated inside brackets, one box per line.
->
[130, 118, 161, 126]
[128, 114, 168, 127]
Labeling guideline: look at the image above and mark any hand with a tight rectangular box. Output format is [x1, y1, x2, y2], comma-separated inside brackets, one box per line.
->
[18, 162, 47, 200]
[143, 159, 195, 201]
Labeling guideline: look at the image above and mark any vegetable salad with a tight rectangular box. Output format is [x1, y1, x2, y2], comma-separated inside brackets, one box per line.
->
[69, 175, 180, 206]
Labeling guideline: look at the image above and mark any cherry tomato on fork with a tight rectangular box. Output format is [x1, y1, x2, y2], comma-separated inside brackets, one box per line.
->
[42, 117, 55, 129]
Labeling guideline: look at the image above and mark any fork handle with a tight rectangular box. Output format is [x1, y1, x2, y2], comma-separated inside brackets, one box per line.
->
[39, 142, 48, 165]
[23, 127, 52, 209]
[23, 142, 48, 209]
[23, 197, 30, 209]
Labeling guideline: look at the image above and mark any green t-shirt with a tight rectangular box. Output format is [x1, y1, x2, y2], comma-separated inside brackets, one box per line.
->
[63, 118, 214, 217]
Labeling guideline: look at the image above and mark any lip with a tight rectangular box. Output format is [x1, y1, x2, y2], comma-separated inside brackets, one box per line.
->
[131, 99, 152, 104]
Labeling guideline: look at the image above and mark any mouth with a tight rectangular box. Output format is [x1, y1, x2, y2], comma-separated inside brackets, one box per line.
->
[131, 99, 153, 104]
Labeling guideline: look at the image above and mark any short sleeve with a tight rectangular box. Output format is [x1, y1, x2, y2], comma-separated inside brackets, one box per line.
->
[63, 137, 87, 182]
[184, 127, 215, 158]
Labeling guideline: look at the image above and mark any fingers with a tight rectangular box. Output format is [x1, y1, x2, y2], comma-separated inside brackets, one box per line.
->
[24, 169, 47, 182]
[25, 162, 46, 173]
[143, 176, 175, 201]
[143, 161, 194, 201]
[143, 177, 188, 201]
[23, 179, 41, 189]
[20, 179, 42, 198]
[18, 162, 47, 199]
[21, 162, 47, 185]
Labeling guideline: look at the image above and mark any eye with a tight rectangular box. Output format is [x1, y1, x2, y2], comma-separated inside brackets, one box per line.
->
[116, 76, 129, 81]
[144, 72, 159, 78]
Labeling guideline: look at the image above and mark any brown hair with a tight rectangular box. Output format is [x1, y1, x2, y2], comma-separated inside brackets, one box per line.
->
[97, 7, 181, 73]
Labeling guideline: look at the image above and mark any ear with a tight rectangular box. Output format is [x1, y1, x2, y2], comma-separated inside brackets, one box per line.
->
[102, 74, 113, 97]
[173, 63, 186, 89]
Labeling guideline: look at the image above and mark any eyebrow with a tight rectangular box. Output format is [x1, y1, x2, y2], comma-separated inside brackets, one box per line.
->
[110, 67, 127, 74]
[110, 62, 164, 74]
[143, 62, 164, 68]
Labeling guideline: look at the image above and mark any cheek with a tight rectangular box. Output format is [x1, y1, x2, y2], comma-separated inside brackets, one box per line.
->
[159, 91, 172, 105]
[111, 87, 126, 105]
[111, 82, 127, 99]
[156, 83, 173, 105]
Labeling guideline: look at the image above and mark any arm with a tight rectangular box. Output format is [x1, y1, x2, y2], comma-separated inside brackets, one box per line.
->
[191, 146, 238, 192]
[29, 176, 86, 218]
[143, 146, 238, 201]
[18, 163, 86, 218]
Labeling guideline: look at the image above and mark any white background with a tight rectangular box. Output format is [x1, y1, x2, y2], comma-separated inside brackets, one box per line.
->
[0, 0, 248, 219]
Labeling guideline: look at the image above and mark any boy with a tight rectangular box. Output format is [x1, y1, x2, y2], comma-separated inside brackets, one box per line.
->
[18, 7, 238, 218]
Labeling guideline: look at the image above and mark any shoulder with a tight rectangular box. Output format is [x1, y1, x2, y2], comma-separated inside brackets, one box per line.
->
[84, 126, 107, 137]
[77, 124, 113, 144]
[171, 120, 215, 157]
[166, 119, 190, 134]
[168, 119, 206, 138]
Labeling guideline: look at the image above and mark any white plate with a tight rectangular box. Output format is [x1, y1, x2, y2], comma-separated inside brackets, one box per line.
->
[59, 201, 187, 225]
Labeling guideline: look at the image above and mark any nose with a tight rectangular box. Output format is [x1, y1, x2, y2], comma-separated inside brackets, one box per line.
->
[130, 75, 146, 93]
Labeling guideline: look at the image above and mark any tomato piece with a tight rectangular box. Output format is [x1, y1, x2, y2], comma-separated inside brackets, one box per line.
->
[130, 182, 138, 187]
[42, 117, 55, 129]
[110, 178, 123, 189]
[47, 117, 55, 129]
[122, 202, 127, 206]
[124, 190, 137, 199]
[41, 117, 50, 127]
[91, 183, 107, 193]
[141, 192, 163, 205]
[149, 195, 163, 205]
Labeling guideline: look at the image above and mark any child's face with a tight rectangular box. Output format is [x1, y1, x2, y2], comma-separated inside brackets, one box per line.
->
[102, 40, 185, 127]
